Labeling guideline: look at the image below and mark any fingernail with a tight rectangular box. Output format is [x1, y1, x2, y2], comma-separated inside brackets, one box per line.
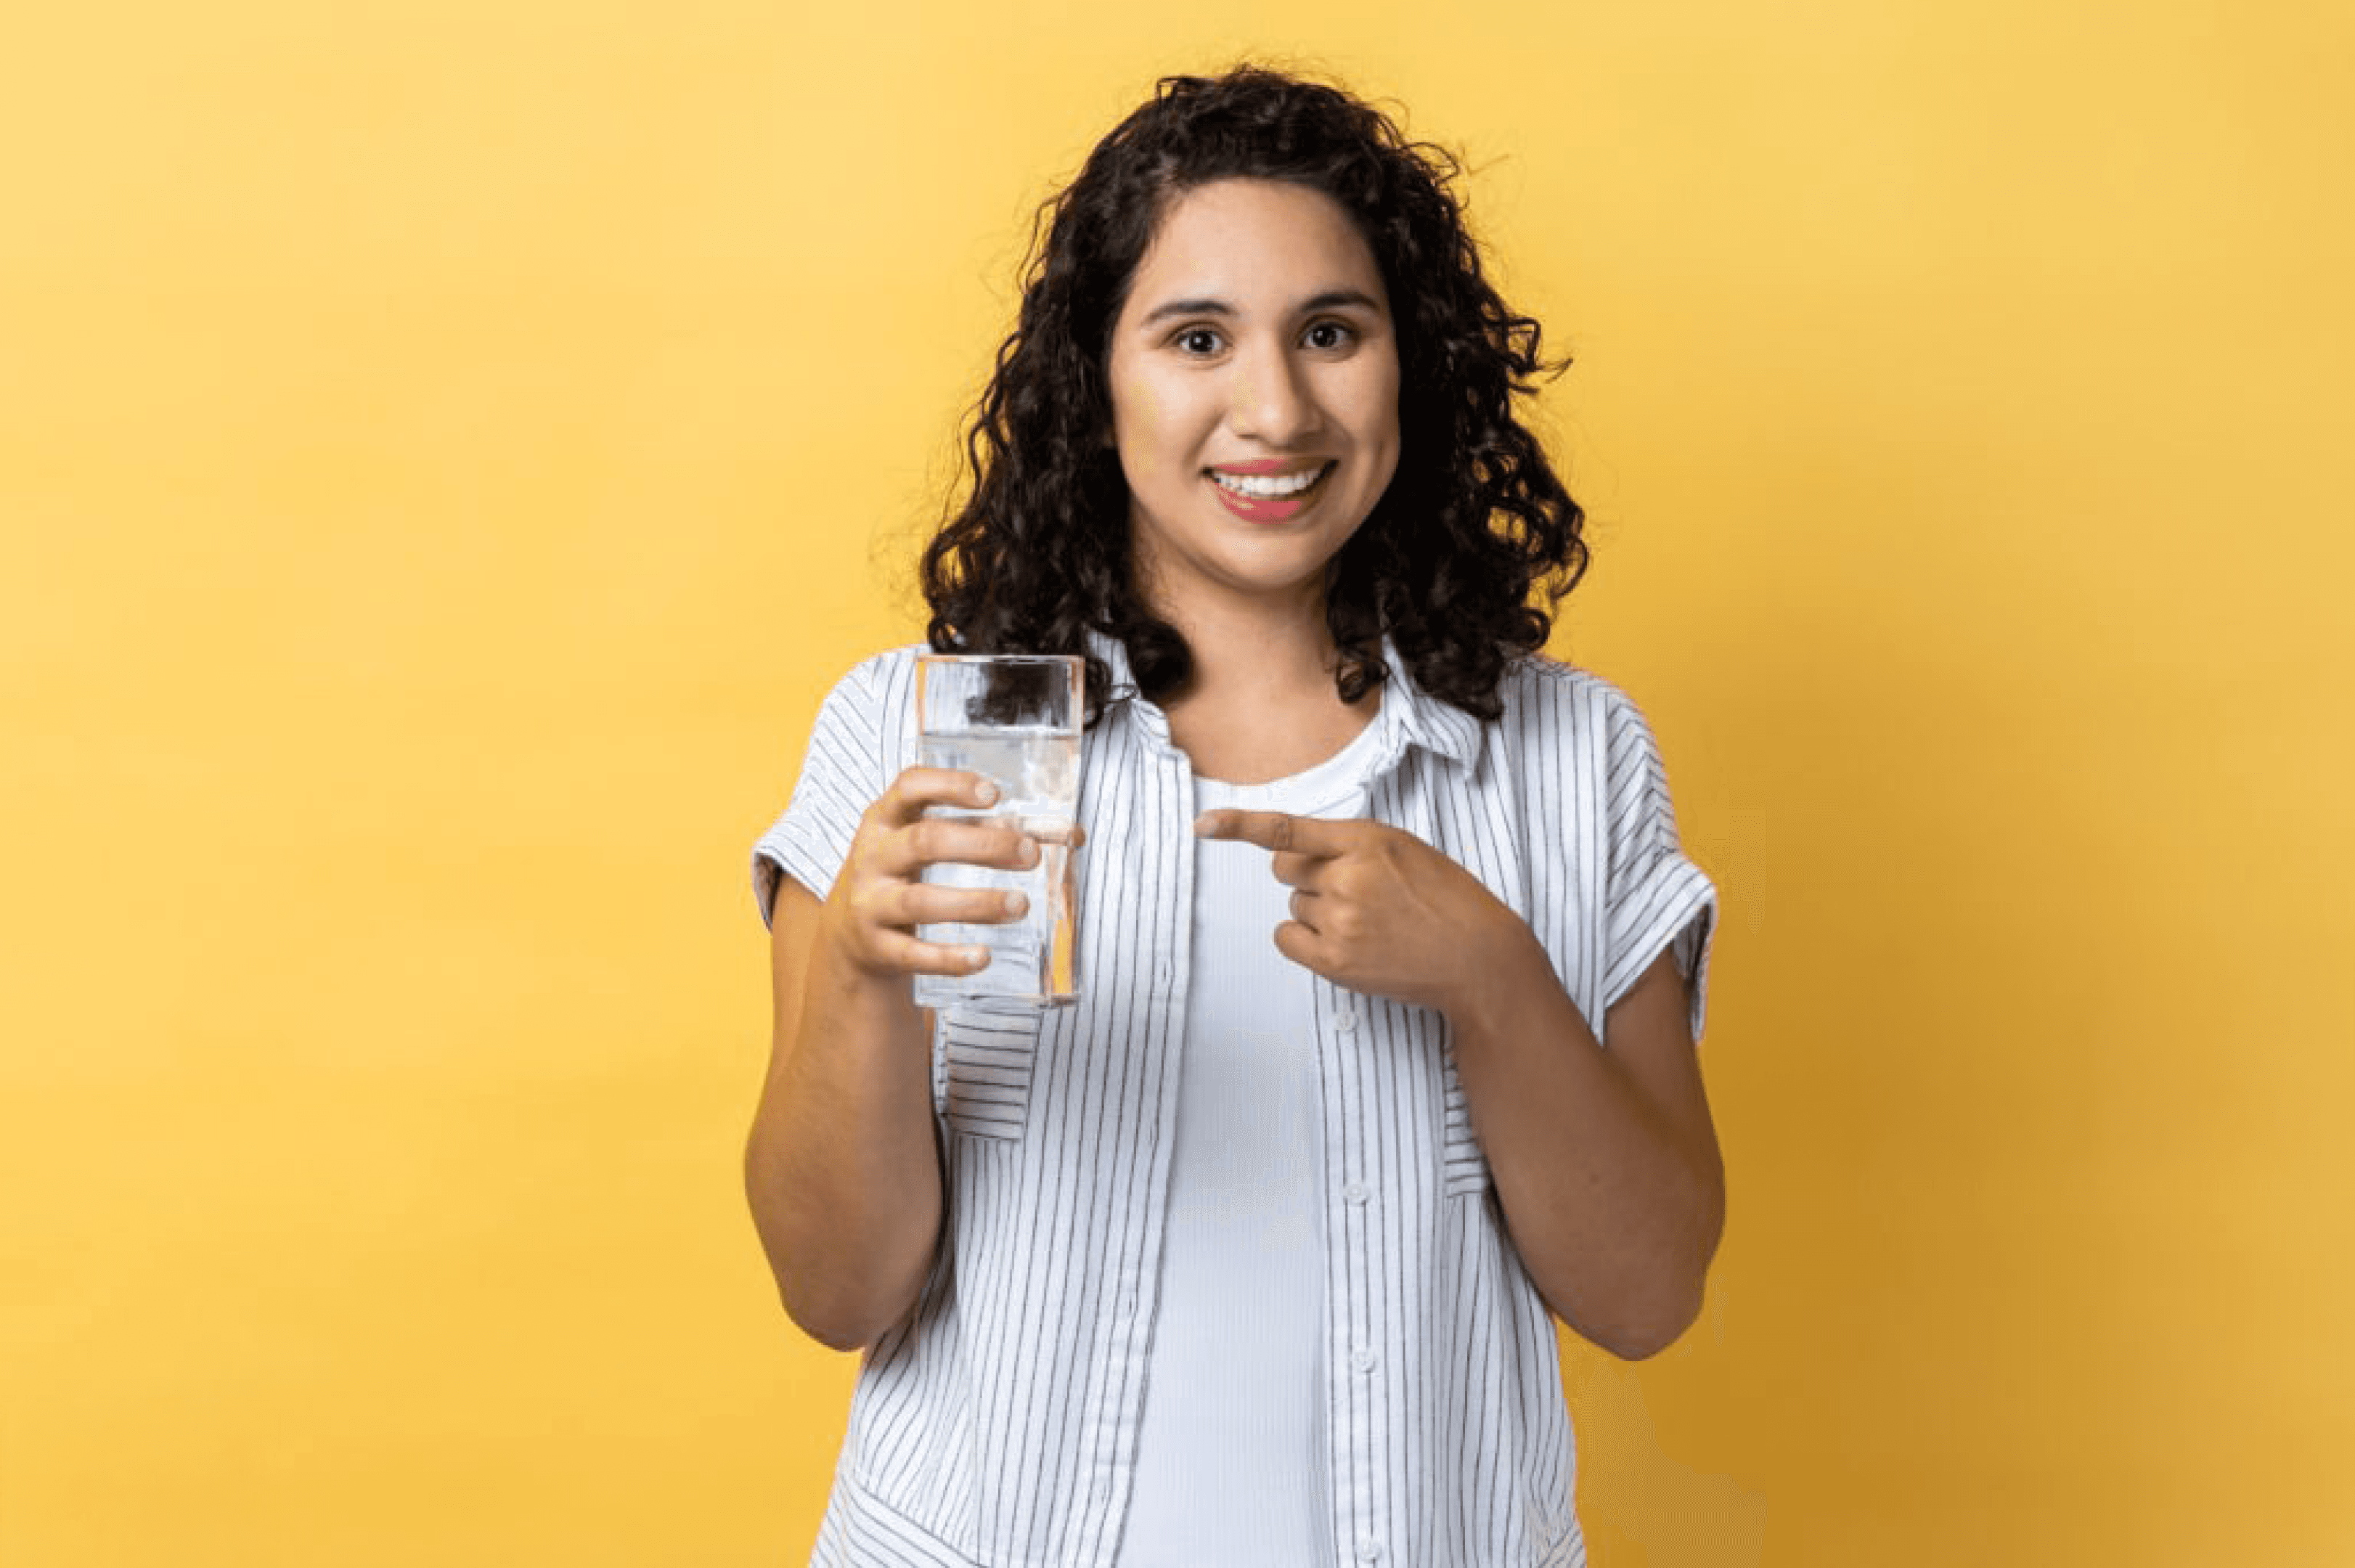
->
[975, 780, 998, 805]
[1004, 891, 1029, 916]
[966, 947, 989, 968]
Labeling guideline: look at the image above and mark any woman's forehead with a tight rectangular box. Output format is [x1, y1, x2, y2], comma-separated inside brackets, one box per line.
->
[1125, 179, 1387, 314]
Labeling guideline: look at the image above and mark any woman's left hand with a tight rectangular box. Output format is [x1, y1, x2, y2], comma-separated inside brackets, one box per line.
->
[1192, 809, 1538, 1017]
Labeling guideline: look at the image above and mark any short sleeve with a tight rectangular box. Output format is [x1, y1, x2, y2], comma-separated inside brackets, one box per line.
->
[749, 652, 900, 930]
[1600, 690, 1718, 1043]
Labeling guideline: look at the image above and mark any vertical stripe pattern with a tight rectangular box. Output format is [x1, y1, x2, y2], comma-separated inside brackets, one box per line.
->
[752, 636, 1716, 1568]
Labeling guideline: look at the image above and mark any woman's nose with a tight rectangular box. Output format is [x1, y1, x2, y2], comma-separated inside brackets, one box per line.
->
[1228, 346, 1321, 445]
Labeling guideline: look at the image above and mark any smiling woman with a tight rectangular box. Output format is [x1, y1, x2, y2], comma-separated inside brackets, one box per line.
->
[743, 65, 1721, 1568]
[915, 67, 1588, 727]
[1107, 179, 1402, 640]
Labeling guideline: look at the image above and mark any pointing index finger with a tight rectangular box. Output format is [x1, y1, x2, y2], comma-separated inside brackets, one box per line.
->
[1192, 808, 1344, 856]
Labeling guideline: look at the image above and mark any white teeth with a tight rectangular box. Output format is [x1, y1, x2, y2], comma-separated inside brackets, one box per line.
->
[1212, 465, 1327, 498]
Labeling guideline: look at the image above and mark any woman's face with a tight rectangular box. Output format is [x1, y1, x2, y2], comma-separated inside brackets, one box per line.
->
[1104, 178, 1402, 630]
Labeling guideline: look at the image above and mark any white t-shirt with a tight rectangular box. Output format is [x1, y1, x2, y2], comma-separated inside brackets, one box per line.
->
[1115, 709, 1390, 1568]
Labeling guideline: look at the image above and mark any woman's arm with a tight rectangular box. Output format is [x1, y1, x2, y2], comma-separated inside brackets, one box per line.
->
[1447, 934, 1722, 1359]
[743, 771, 1041, 1350]
[744, 878, 944, 1351]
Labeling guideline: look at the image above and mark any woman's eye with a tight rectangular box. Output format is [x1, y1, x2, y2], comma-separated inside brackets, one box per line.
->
[1175, 328, 1223, 355]
[1305, 320, 1355, 350]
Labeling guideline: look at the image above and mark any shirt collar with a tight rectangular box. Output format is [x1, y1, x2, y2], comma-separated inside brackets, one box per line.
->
[1085, 629, 1483, 768]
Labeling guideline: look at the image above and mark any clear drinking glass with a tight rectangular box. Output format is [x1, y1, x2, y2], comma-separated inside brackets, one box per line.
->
[910, 654, 1083, 1008]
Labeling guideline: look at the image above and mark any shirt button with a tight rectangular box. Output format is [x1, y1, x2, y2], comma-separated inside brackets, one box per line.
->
[1352, 1346, 1379, 1373]
[1154, 959, 1174, 992]
[1342, 1181, 1371, 1205]
[1334, 1000, 1360, 1033]
[1355, 1538, 1384, 1562]
[1117, 1294, 1138, 1319]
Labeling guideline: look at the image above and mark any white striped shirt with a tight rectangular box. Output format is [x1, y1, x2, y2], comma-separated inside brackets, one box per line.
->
[751, 634, 1716, 1568]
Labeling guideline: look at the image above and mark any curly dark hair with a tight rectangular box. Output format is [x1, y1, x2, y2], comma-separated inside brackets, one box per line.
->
[921, 64, 1588, 725]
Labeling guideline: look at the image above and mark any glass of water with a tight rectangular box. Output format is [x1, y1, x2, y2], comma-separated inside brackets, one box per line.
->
[911, 653, 1083, 1009]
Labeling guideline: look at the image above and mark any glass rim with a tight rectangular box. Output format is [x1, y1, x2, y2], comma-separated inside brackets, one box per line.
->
[915, 653, 1084, 665]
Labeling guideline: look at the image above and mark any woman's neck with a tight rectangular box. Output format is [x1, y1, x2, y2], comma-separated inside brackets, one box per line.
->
[1156, 585, 1339, 703]
[1146, 589, 1379, 784]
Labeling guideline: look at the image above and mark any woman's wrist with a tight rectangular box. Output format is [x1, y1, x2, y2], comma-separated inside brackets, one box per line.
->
[1442, 913, 1564, 1050]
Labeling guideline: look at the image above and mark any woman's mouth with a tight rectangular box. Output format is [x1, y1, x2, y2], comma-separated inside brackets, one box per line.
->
[1207, 462, 1335, 522]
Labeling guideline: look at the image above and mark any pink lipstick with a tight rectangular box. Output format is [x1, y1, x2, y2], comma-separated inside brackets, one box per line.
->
[1207, 461, 1334, 523]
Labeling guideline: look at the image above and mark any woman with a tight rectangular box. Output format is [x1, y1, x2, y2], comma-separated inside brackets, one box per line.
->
[747, 65, 1722, 1568]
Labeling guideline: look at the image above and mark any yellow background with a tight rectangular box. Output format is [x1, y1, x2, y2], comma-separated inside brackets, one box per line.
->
[5, 0, 2350, 1563]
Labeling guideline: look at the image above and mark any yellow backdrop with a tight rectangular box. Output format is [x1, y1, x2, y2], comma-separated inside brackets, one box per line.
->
[5, 0, 2349, 1563]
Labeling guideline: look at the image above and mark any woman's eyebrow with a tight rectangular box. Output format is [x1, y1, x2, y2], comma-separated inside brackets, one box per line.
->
[1295, 288, 1384, 317]
[1137, 296, 1234, 327]
[1135, 288, 1386, 328]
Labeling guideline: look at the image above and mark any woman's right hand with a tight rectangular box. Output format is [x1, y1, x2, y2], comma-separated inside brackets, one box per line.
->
[819, 767, 1069, 987]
